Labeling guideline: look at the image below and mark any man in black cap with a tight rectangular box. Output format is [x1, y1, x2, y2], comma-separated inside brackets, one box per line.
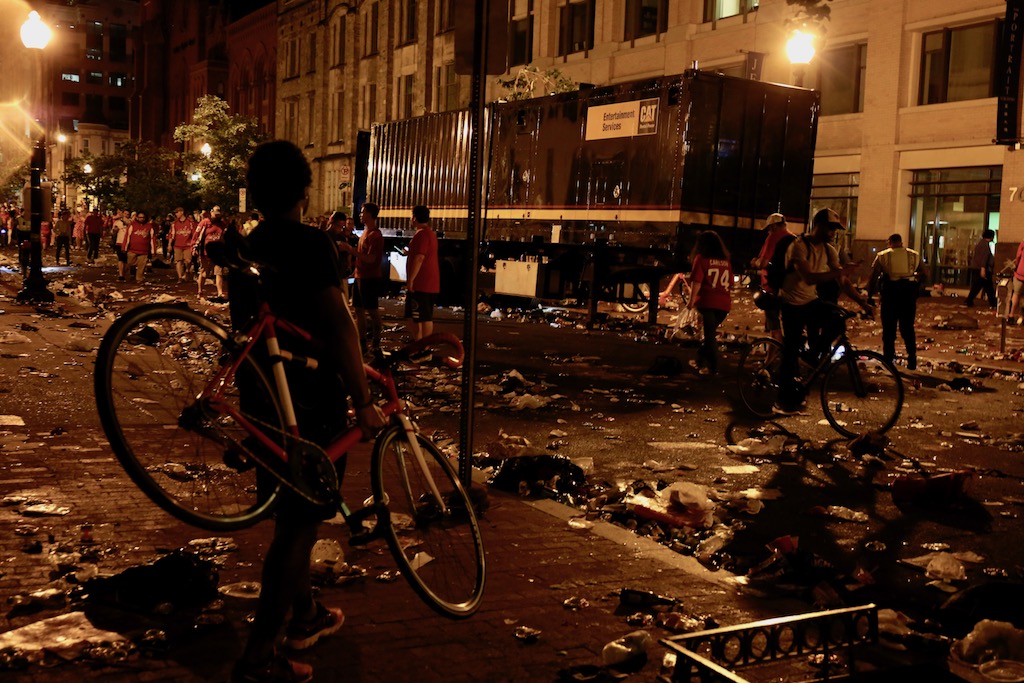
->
[774, 208, 874, 414]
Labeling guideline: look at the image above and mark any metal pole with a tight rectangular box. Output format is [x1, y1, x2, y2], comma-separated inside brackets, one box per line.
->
[18, 48, 54, 304]
[458, 0, 490, 486]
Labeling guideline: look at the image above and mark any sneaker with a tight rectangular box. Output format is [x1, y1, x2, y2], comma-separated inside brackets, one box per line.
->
[907, 358, 917, 371]
[772, 403, 803, 416]
[231, 652, 312, 683]
[284, 602, 344, 650]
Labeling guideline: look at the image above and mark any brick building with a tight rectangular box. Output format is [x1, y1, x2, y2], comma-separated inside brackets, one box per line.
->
[287, 0, 1020, 287]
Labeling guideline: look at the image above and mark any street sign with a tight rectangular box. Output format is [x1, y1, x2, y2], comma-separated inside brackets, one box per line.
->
[238, 188, 246, 213]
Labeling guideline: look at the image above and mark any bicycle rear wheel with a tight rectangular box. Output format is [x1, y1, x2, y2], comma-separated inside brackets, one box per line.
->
[737, 337, 784, 418]
[820, 349, 903, 438]
[95, 304, 281, 530]
[371, 426, 485, 619]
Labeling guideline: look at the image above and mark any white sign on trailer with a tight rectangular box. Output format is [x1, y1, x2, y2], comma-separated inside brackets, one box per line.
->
[584, 98, 659, 140]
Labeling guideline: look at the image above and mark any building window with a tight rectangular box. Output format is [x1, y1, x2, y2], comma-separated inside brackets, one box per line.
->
[109, 72, 129, 88]
[87, 71, 103, 84]
[909, 166, 1001, 287]
[333, 89, 345, 140]
[559, 0, 595, 56]
[919, 21, 1000, 105]
[399, 0, 416, 44]
[703, 0, 758, 23]
[307, 91, 316, 144]
[817, 43, 866, 115]
[109, 23, 127, 62]
[285, 98, 299, 141]
[811, 173, 860, 243]
[308, 34, 317, 73]
[109, 96, 127, 111]
[61, 71, 80, 83]
[363, 83, 378, 127]
[333, 18, 346, 66]
[286, 38, 299, 78]
[61, 92, 80, 106]
[364, 2, 379, 56]
[510, 0, 533, 66]
[85, 94, 104, 119]
[86, 21, 103, 61]
[437, 0, 455, 33]
[399, 74, 415, 119]
[435, 62, 459, 112]
[625, 0, 667, 41]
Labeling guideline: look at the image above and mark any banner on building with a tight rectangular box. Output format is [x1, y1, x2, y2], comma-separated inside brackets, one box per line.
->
[744, 51, 765, 81]
[997, 0, 1024, 145]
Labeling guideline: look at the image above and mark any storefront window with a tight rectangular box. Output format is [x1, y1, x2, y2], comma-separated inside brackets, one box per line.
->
[909, 166, 1001, 287]
[811, 173, 859, 258]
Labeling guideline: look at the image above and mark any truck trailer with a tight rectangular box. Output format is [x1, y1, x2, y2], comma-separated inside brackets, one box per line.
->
[364, 69, 819, 311]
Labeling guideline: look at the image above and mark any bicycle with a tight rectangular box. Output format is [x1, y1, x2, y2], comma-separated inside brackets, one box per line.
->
[736, 305, 904, 438]
[93, 300, 485, 619]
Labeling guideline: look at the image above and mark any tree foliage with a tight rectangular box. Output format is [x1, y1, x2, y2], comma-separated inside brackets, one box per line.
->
[173, 95, 268, 212]
[497, 66, 578, 101]
[60, 141, 196, 213]
[786, 0, 833, 30]
[0, 162, 29, 204]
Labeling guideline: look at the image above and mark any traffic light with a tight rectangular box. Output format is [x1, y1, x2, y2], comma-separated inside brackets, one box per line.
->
[454, 0, 509, 76]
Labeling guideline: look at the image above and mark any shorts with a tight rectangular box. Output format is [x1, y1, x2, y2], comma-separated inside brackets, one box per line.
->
[1013, 278, 1024, 296]
[174, 247, 193, 263]
[764, 306, 781, 332]
[116, 246, 128, 264]
[353, 277, 381, 309]
[404, 291, 436, 322]
[199, 256, 223, 277]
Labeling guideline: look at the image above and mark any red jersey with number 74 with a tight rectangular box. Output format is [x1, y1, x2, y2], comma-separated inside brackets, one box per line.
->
[691, 255, 732, 312]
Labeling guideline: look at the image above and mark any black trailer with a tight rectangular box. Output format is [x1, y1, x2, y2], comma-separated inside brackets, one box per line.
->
[365, 69, 819, 312]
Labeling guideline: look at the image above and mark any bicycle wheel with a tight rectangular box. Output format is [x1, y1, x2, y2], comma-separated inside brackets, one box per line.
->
[621, 284, 651, 314]
[371, 426, 485, 619]
[820, 349, 903, 438]
[737, 337, 784, 418]
[95, 304, 281, 530]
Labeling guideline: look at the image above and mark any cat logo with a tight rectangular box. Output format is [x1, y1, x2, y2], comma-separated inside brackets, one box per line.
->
[638, 98, 659, 135]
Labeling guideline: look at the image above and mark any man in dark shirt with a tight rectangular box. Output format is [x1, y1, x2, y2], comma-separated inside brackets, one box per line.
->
[964, 228, 997, 309]
[231, 140, 384, 683]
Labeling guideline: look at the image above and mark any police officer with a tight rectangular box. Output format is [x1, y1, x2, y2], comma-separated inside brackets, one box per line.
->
[868, 233, 922, 371]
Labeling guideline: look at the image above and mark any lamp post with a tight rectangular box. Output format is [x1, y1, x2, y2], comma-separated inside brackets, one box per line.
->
[786, 29, 816, 88]
[57, 132, 68, 209]
[18, 10, 54, 303]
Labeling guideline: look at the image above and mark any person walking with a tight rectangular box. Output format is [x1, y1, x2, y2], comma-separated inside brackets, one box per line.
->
[353, 202, 385, 355]
[404, 205, 440, 341]
[751, 212, 794, 342]
[170, 207, 197, 283]
[113, 210, 130, 281]
[1009, 237, 1024, 324]
[775, 208, 874, 414]
[687, 230, 732, 376]
[964, 229, 997, 309]
[867, 233, 922, 371]
[229, 140, 384, 683]
[193, 211, 226, 300]
[121, 211, 157, 283]
[52, 210, 72, 266]
[84, 207, 104, 263]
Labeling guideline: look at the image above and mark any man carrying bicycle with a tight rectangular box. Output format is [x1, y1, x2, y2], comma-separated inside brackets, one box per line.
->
[231, 140, 385, 683]
[775, 208, 874, 414]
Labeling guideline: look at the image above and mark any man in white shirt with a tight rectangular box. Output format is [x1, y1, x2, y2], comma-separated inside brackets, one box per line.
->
[868, 233, 922, 371]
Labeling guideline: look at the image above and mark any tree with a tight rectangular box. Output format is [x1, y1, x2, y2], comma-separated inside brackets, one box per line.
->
[497, 66, 578, 102]
[786, 0, 833, 31]
[0, 162, 28, 205]
[61, 153, 124, 210]
[173, 95, 268, 212]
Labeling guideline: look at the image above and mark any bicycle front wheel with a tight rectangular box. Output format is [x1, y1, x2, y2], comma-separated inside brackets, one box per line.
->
[737, 337, 784, 418]
[371, 427, 485, 619]
[95, 304, 281, 530]
[820, 349, 903, 438]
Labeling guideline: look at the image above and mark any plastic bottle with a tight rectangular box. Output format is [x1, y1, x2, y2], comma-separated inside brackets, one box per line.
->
[826, 505, 868, 522]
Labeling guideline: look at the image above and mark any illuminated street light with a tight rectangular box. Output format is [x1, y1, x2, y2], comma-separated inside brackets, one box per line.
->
[83, 163, 92, 174]
[57, 133, 67, 143]
[200, 142, 212, 157]
[786, 30, 817, 87]
[17, 10, 54, 303]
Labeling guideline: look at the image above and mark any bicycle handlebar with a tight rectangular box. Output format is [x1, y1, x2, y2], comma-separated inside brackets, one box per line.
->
[396, 332, 465, 369]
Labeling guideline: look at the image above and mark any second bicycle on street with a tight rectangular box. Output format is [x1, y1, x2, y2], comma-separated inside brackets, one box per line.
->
[736, 305, 904, 438]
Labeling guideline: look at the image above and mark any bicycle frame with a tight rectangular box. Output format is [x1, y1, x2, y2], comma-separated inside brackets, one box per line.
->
[197, 301, 451, 514]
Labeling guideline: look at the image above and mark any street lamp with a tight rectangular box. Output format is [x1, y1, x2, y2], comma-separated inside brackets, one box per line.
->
[786, 29, 816, 87]
[56, 133, 68, 209]
[200, 142, 212, 157]
[18, 10, 54, 303]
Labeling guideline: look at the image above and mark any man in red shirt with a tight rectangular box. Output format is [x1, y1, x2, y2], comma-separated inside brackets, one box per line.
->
[353, 202, 385, 354]
[170, 207, 197, 282]
[404, 205, 440, 341]
[84, 207, 104, 263]
[120, 211, 158, 283]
